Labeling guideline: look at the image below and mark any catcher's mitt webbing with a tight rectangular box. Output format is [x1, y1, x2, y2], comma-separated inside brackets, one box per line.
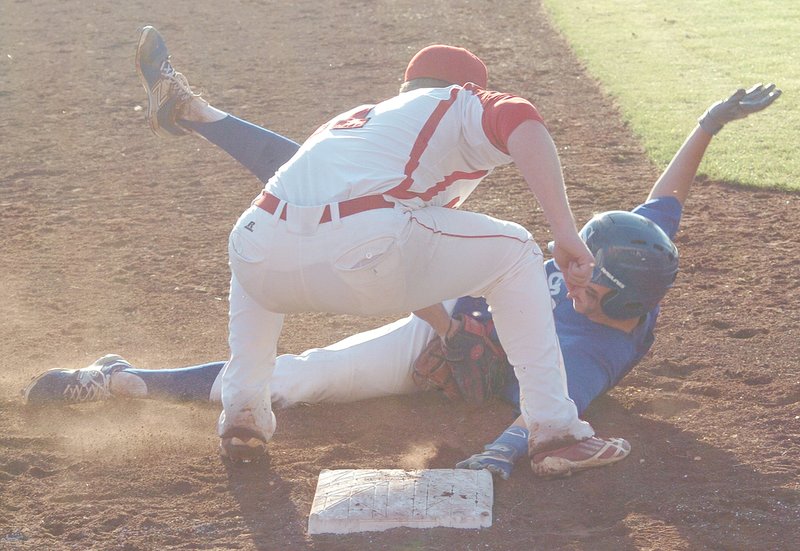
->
[412, 314, 507, 404]
[411, 337, 462, 400]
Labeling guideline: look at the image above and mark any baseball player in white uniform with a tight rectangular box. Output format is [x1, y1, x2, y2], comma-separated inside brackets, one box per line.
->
[132, 27, 623, 475]
[21, 27, 779, 479]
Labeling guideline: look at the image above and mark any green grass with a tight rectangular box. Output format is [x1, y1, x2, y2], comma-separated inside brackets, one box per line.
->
[542, 0, 799, 191]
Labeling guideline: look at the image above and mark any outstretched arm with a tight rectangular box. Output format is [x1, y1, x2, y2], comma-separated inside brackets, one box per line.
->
[648, 83, 781, 206]
[456, 83, 782, 480]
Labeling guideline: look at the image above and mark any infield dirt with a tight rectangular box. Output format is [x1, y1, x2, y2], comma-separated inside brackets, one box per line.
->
[1, 1, 798, 549]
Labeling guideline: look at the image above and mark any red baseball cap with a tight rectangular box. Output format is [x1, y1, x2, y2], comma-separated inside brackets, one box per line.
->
[404, 45, 488, 88]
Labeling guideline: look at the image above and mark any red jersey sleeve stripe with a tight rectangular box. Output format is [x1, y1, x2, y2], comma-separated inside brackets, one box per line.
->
[470, 86, 544, 154]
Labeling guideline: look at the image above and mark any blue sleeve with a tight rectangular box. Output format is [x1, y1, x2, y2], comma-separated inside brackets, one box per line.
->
[452, 296, 492, 322]
[499, 349, 612, 417]
[632, 196, 683, 239]
[564, 335, 653, 416]
[563, 350, 613, 416]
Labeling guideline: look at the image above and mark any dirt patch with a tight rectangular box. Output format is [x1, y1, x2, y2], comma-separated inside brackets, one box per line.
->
[1, 1, 798, 549]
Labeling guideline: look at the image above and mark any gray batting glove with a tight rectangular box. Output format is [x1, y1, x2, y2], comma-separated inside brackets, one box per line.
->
[698, 83, 781, 135]
[455, 445, 517, 480]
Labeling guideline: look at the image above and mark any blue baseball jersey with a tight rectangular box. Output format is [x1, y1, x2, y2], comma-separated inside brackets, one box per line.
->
[452, 196, 683, 416]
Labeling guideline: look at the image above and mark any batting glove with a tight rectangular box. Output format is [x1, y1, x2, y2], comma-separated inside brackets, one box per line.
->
[698, 83, 781, 135]
[455, 426, 529, 480]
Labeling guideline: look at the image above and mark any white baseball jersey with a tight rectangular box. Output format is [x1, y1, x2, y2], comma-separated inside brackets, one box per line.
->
[265, 84, 543, 210]
[222, 84, 594, 448]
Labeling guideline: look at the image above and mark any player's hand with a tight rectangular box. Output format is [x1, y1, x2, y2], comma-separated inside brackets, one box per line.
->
[456, 425, 528, 480]
[550, 233, 595, 291]
[698, 83, 781, 135]
[455, 446, 517, 480]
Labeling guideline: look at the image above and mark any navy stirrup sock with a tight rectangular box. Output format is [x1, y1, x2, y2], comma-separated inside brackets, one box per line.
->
[124, 361, 225, 401]
[181, 115, 300, 184]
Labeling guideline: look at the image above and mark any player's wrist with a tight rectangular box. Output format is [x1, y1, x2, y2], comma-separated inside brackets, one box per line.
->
[697, 111, 724, 135]
[489, 426, 529, 462]
[443, 317, 462, 344]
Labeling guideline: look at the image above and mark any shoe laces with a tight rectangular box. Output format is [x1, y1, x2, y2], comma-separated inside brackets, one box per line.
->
[62, 371, 110, 403]
[160, 58, 199, 103]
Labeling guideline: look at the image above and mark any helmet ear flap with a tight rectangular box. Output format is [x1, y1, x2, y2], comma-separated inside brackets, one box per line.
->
[601, 293, 646, 319]
[598, 288, 617, 314]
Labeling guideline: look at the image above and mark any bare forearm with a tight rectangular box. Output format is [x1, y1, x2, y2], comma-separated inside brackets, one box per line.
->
[647, 125, 713, 206]
[507, 119, 594, 287]
[507, 120, 577, 238]
[413, 304, 459, 340]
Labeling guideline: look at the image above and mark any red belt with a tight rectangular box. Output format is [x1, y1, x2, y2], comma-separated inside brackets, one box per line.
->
[253, 191, 394, 223]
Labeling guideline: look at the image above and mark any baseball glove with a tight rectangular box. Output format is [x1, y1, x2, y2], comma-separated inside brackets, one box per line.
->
[412, 313, 508, 405]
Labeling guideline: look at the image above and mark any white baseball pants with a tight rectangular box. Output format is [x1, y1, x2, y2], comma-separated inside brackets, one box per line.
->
[220, 200, 593, 448]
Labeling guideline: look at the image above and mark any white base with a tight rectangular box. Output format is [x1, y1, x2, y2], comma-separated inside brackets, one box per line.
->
[307, 468, 493, 534]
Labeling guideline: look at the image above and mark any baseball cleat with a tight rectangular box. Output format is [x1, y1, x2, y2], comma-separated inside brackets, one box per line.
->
[219, 427, 268, 463]
[135, 26, 196, 137]
[530, 436, 631, 478]
[21, 354, 131, 406]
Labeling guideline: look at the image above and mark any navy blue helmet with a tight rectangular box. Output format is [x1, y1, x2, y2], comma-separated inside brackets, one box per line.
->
[579, 211, 679, 320]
